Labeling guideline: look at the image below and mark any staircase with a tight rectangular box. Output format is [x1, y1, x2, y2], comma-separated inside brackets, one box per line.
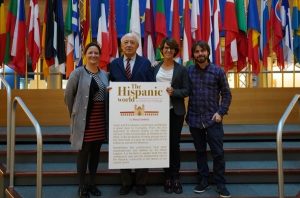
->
[1, 124, 300, 198]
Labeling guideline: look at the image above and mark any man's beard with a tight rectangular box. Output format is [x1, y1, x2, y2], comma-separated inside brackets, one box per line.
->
[195, 55, 208, 64]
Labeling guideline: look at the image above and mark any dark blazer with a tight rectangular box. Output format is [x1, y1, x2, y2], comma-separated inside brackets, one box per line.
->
[154, 61, 190, 116]
[109, 54, 154, 82]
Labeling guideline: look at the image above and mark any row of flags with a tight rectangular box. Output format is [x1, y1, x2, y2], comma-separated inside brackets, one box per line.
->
[0, 0, 299, 77]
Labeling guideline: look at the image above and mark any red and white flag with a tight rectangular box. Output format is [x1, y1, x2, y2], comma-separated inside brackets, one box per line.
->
[224, 0, 238, 72]
[182, 0, 192, 64]
[97, 0, 109, 70]
[27, 0, 40, 71]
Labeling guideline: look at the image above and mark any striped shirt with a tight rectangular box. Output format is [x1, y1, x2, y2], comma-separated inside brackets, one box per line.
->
[84, 69, 106, 142]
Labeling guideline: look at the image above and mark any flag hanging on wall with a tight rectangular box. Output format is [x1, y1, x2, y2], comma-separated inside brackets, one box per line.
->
[281, 0, 293, 65]
[247, 0, 261, 74]
[143, 0, 155, 65]
[223, 0, 238, 72]
[212, 0, 221, 66]
[128, 0, 142, 56]
[155, 0, 167, 60]
[270, 0, 284, 69]
[182, 0, 192, 65]
[4, 0, 26, 75]
[292, 0, 300, 64]
[27, 0, 41, 72]
[235, 0, 247, 72]
[108, 0, 119, 59]
[65, 0, 81, 78]
[169, 0, 180, 46]
[97, 0, 110, 70]
[191, 0, 201, 41]
[260, 0, 270, 68]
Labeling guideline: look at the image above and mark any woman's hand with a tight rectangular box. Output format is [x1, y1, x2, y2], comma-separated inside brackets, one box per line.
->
[166, 87, 174, 96]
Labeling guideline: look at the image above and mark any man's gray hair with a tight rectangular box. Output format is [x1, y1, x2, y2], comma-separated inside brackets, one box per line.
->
[121, 32, 139, 46]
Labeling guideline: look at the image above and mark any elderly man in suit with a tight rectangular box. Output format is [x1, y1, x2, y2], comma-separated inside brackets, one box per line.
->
[109, 33, 154, 196]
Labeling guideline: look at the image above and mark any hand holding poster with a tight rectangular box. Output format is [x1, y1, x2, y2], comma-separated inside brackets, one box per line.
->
[109, 82, 170, 169]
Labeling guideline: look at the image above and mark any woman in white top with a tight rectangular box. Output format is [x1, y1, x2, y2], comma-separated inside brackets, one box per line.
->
[154, 38, 190, 194]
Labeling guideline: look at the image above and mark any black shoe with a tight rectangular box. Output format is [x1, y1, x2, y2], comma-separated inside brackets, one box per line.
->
[119, 185, 132, 195]
[88, 185, 101, 196]
[163, 179, 173, 194]
[136, 185, 147, 196]
[217, 186, 231, 198]
[193, 183, 209, 193]
[173, 180, 183, 194]
[78, 186, 90, 198]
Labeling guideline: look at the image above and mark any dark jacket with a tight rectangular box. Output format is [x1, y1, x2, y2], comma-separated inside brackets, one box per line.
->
[154, 61, 190, 116]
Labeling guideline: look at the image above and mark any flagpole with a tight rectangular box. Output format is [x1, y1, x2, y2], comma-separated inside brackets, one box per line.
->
[25, 44, 28, 89]
[293, 62, 295, 87]
[281, 67, 284, 88]
[14, 71, 17, 89]
[271, 59, 274, 87]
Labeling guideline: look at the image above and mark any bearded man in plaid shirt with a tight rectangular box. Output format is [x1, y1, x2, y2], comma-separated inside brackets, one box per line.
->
[186, 41, 232, 198]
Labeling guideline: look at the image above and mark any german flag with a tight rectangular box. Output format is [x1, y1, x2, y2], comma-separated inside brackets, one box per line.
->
[0, 0, 6, 64]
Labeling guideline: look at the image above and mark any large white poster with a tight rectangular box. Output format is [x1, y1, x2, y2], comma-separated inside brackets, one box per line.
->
[109, 82, 170, 169]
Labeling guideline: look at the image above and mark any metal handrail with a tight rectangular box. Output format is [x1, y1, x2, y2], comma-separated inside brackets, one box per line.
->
[0, 75, 12, 173]
[276, 94, 300, 198]
[10, 97, 43, 198]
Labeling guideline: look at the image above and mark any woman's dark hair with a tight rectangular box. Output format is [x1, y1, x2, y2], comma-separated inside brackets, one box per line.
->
[84, 42, 101, 55]
[191, 40, 210, 61]
[159, 37, 180, 57]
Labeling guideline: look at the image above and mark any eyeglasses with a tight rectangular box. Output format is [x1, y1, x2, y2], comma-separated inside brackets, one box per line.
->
[163, 47, 175, 51]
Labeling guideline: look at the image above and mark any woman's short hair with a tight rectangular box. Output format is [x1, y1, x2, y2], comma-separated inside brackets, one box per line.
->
[84, 42, 101, 55]
[159, 37, 180, 57]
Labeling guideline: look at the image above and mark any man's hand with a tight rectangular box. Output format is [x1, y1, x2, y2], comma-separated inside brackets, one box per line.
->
[212, 112, 222, 123]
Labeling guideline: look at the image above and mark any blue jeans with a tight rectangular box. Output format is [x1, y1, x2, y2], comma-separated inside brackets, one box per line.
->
[189, 123, 226, 187]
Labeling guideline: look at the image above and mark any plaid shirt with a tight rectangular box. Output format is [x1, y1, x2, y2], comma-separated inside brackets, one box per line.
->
[186, 63, 232, 129]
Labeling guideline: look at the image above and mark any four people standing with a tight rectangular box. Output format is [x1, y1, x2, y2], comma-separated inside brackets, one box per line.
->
[65, 42, 109, 198]
[154, 38, 189, 194]
[65, 38, 232, 197]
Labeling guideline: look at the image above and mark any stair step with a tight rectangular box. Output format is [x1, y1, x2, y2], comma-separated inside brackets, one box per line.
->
[1, 161, 300, 185]
[7, 183, 300, 198]
[1, 142, 300, 163]
[1, 124, 300, 142]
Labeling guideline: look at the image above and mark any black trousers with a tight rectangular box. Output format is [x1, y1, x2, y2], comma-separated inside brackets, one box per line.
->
[164, 108, 184, 180]
[77, 140, 102, 187]
[189, 123, 226, 187]
[121, 169, 148, 186]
